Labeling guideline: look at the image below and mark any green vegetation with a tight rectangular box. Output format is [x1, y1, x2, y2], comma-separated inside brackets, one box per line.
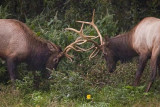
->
[1, 0, 160, 107]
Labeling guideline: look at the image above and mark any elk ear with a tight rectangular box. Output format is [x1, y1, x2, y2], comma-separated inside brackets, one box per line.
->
[104, 35, 110, 46]
[47, 43, 56, 52]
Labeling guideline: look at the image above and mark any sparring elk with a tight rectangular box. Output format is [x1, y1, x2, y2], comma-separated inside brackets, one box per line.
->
[66, 10, 160, 92]
[0, 19, 85, 83]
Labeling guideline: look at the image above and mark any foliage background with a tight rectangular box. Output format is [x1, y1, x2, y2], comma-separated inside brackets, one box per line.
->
[1, 0, 160, 106]
[1, 0, 160, 29]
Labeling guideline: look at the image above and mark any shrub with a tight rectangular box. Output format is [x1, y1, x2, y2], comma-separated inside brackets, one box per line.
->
[0, 5, 10, 19]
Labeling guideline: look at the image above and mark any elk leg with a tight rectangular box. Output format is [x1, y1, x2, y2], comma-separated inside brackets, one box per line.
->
[32, 71, 41, 89]
[7, 57, 17, 83]
[157, 61, 160, 77]
[133, 54, 148, 86]
[146, 59, 157, 92]
[146, 48, 160, 92]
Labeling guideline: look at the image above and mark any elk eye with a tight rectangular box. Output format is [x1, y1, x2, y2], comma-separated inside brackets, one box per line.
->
[103, 52, 107, 56]
[53, 58, 58, 63]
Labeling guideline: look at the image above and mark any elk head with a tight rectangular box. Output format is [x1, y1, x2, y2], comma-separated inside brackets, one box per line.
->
[46, 42, 63, 70]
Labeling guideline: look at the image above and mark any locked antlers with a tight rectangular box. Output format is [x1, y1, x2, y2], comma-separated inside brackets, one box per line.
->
[65, 10, 103, 60]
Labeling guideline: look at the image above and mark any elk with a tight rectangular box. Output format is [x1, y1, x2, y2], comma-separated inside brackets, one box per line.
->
[66, 10, 160, 92]
[0, 19, 85, 83]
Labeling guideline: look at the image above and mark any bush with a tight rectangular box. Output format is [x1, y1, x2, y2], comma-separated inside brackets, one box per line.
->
[0, 5, 10, 19]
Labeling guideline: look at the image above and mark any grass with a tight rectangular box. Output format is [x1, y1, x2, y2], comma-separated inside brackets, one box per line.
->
[1, 84, 160, 107]
[1, 59, 160, 107]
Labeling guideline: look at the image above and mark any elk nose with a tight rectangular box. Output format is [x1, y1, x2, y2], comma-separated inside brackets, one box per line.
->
[109, 70, 114, 73]
[109, 67, 116, 73]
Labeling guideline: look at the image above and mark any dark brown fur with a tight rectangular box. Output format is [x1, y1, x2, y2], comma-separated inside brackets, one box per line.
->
[103, 33, 137, 73]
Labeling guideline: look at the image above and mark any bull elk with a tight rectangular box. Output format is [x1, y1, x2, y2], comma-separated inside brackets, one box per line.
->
[66, 10, 160, 92]
[0, 19, 85, 83]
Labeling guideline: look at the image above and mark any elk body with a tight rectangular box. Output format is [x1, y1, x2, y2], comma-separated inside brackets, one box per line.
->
[0, 19, 81, 83]
[66, 11, 160, 92]
[103, 17, 160, 92]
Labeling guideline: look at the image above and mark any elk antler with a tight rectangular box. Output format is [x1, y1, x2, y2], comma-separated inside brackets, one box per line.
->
[65, 9, 103, 60]
[76, 9, 103, 45]
[60, 35, 95, 61]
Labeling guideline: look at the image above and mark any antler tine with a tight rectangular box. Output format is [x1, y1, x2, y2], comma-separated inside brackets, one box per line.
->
[80, 22, 84, 33]
[92, 9, 95, 23]
[65, 53, 73, 62]
[85, 35, 99, 39]
[76, 40, 87, 45]
[66, 28, 80, 34]
[89, 47, 100, 60]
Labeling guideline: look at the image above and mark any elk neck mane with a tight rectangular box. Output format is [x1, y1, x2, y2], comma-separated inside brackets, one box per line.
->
[108, 31, 138, 63]
[28, 38, 51, 70]
[17, 20, 55, 70]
